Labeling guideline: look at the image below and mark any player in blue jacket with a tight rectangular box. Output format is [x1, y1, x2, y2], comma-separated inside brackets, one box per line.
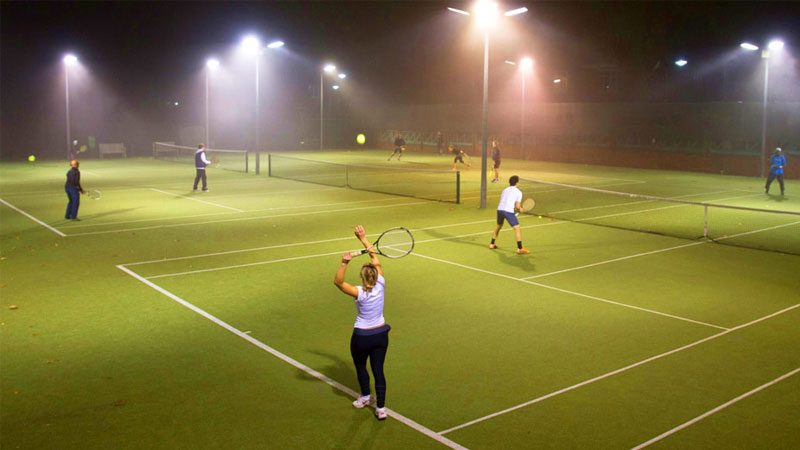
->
[765, 147, 787, 196]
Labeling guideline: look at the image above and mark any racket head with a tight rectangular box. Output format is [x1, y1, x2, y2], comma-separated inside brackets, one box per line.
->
[88, 189, 102, 200]
[375, 227, 415, 258]
[520, 198, 535, 213]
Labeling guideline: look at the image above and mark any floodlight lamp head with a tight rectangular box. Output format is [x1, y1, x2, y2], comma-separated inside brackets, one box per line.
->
[206, 58, 220, 69]
[241, 35, 261, 55]
[267, 40, 285, 49]
[63, 54, 78, 65]
[520, 57, 533, 71]
[740, 42, 759, 51]
[332, 85, 340, 90]
[474, 0, 499, 29]
[337, 73, 347, 79]
[674, 59, 688, 67]
[323, 64, 336, 73]
[768, 40, 784, 51]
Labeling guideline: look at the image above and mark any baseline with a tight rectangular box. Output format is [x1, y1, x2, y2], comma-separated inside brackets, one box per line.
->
[116, 265, 468, 450]
[629, 367, 800, 450]
[438, 303, 800, 435]
[0, 197, 66, 237]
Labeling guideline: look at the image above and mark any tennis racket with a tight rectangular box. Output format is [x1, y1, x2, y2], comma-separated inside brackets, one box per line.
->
[87, 189, 102, 200]
[516, 198, 535, 216]
[351, 227, 414, 259]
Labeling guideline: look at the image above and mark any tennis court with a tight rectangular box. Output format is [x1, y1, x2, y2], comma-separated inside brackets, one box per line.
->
[1, 150, 799, 450]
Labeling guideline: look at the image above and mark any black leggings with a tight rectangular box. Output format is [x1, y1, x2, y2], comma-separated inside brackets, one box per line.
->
[765, 172, 784, 193]
[350, 327, 389, 408]
[193, 169, 207, 190]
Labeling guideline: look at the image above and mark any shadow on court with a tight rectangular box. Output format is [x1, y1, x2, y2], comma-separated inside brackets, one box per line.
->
[68, 207, 143, 221]
[297, 349, 358, 401]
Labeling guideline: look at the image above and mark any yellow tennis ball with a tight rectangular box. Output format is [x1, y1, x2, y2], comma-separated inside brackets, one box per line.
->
[356, 133, 366, 145]
[28, 155, 36, 162]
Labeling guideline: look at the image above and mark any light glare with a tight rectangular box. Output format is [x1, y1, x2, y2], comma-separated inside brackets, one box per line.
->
[267, 40, 285, 49]
[447, 7, 471, 16]
[768, 40, 784, 51]
[206, 58, 220, 69]
[553, 79, 561, 84]
[241, 35, 260, 54]
[337, 73, 347, 79]
[504, 7, 528, 17]
[520, 57, 533, 71]
[675, 59, 688, 67]
[504, 60, 516, 65]
[63, 54, 78, 65]
[324, 64, 336, 73]
[740, 42, 759, 51]
[332, 85, 340, 90]
[474, 0, 499, 29]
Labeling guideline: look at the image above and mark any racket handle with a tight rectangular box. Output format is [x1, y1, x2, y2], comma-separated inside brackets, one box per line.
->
[349, 250, 366, 257]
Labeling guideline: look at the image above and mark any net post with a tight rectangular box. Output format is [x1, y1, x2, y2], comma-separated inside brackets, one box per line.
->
[345, 164, 349, 188]
[704, 205, 709, 238]
[456, 170, 461, 204]
[255, 152, 260, 175]
[245, 151, 249, 174]
[267, 153, 271, 177]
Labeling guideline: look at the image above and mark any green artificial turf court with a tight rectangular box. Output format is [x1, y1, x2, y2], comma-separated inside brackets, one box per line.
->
[1, 149, 799, 449]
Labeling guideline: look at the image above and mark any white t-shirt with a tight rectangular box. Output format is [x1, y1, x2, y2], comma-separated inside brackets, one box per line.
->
[497, 185, 522, 213]
[354, 274, 386, 329]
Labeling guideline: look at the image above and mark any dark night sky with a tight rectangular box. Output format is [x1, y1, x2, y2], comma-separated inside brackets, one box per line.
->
[2, 1, 799, 157]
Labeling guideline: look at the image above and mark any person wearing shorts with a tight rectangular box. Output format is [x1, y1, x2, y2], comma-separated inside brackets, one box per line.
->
[449, 144, 471, 170]
[489, 175, 530, 254]
[334, 225, 390, 421]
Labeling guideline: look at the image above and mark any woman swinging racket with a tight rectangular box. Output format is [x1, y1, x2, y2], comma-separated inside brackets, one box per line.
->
[333, 225, 390, 420]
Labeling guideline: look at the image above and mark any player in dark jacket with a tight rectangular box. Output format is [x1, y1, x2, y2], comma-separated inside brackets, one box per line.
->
[64, 159, 85, 220]
[387, 135, 406, 161]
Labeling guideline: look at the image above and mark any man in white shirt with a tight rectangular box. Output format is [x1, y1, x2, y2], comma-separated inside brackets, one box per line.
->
[489, 175, 530, 254]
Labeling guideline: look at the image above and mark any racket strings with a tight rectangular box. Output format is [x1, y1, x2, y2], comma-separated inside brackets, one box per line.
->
[376, 229, 414, 258]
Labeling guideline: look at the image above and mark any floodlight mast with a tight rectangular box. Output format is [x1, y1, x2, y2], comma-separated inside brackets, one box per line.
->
[448, 1, 527, 208]
[519, 58, 533, 160]
[240, 35, 284, 174]
[205, 58, 219, 148]
[320, 64, 341, 150]
[63, 54, 78, 160]
[741, 40, 784, 177]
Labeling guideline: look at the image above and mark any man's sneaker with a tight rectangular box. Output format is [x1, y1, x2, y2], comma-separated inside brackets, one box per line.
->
[375, 407, 387, 420]
[489, 244, 498, 249]
[193, 188, 198, 191]
[202, 189, 209, 192]
[517, 248, 531, 255]
[352, 396, 373, 409]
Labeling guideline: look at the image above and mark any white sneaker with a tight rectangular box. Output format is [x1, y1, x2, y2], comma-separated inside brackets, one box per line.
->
[375, 407, 387, 420]
[352, 396, 373, 409]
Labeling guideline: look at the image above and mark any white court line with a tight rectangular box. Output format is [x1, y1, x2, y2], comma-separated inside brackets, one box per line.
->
[439, 303, 800, 435]
[0, 197, 66, 237]
[116, 265, 468, 450]
[145, 250, 346, 279]
[410, 252, 729, 331]
[630, 367, 800, 450]
[150, 188, 244, 212]
[65, 199, 430, 237]
[524, 219, 800, 280]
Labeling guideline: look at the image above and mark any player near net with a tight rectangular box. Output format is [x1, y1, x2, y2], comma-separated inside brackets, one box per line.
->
[491, 140, 501, 183]
[489, 175, 531, 254]
[765, 147, 787, 196]
[333, 225, 392, 421]
[193, 143, 211, 192]
[449, 144, 471, 170]
[387, 134, 405, 161]
[64, 159, 86, 220]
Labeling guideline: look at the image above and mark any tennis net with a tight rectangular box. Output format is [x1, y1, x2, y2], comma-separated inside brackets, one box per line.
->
[153, 142, 249, 173]
[519, 178, 800, 255]
[267, 154, 460, 203]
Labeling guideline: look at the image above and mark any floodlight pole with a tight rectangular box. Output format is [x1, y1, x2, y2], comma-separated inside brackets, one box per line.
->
[480, 30, 490, 209]
[521, 73, 526, 161]
[320, 71, 324, 150]
[65, 66, 72, 161]
[759, 51, 770, 179]
[255, 54, 261, 174]
[205, 69, 210, 148]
